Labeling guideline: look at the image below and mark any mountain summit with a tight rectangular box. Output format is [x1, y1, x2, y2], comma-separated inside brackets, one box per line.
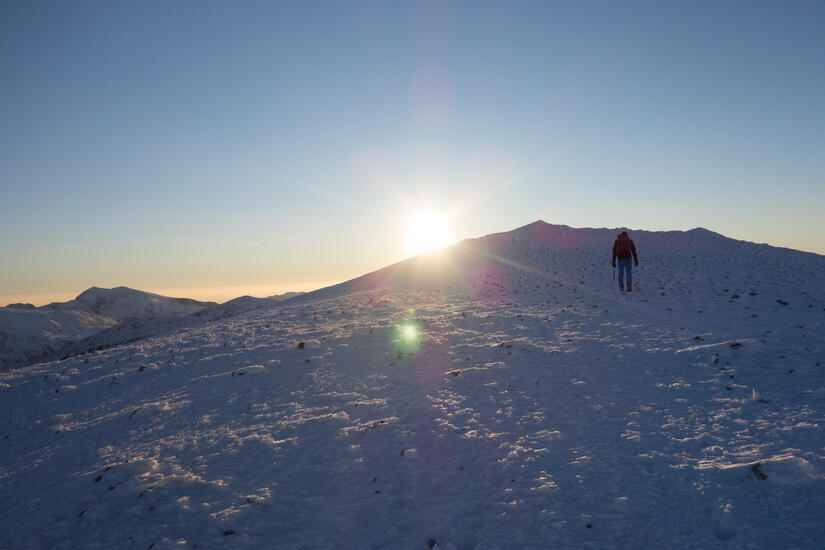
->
[302, 220, 819, 306]
[50, 286, 217, 322]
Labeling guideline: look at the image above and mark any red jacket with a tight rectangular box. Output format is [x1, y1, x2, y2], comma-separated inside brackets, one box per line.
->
[612, 232, 638, 266]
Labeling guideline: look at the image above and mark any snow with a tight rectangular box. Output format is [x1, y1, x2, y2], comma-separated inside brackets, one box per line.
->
[2, 221, 824, 549]
[48, 286, 217, 323]
[0, 307, 117, 367]
[0, 288, 289, 369]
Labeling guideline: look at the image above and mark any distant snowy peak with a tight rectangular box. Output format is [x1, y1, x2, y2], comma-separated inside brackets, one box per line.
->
[51, 286, 218, 323]
[0, 288, 220, 368]
[1, 287, 307, 368]
[4, 303, 36, 310]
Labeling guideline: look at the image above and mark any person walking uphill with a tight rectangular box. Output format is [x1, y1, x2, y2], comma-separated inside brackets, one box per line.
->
[612, 231, 639, 292]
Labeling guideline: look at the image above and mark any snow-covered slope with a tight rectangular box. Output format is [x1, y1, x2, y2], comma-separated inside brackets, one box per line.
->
[2, 221, 824, 549]
[0, 287, 218, 368]
[48, 286, 217, 323]
[304, 221, 821, 306]
[0, 307, 117, 367]
[268, 291, 305, 302]
[59, 295, 289, 360]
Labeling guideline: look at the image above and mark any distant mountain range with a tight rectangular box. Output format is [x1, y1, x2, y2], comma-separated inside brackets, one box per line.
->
[0, 287, 304, 368]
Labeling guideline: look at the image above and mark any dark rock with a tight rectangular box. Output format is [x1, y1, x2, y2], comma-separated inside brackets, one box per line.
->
[751, 462, 768, 480]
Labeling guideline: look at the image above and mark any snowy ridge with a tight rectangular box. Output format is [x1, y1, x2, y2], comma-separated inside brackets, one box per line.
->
[0, 289, 303, 369]
[0, 287, 216, 369]
[58, 295, 288, 360]
[0, 307, 117, 367]
[1, 221, 825, 549]
[48, 286, 218, 323]
[298, 220, 822, 305]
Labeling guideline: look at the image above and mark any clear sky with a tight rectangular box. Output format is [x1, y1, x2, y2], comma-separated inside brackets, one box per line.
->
[2, 0, 824, 305]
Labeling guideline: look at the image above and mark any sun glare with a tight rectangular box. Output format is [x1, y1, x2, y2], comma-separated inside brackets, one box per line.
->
[405, 211, 453, 255]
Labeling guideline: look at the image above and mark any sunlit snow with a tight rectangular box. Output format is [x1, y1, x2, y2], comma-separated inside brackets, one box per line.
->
[2, 221, 824, 549]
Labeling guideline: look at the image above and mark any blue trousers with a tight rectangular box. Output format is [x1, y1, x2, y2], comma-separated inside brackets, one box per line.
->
[617, 259, 633, 288]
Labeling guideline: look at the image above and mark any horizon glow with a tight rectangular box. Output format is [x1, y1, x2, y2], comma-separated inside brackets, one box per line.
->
[2, 1, 824, 306]
[0, 280, 336, 309]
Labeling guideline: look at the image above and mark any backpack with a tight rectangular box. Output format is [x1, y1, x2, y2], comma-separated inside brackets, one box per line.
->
[616, 238, 631, 257]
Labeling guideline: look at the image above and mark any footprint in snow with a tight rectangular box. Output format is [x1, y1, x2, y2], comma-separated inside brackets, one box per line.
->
[713, 505, 737, 542]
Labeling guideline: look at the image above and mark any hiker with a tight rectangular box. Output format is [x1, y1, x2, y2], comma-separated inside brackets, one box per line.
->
[612, 231, 639, 292]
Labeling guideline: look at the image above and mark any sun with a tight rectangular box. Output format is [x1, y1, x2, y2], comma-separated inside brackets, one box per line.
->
[405, 211, 453, 255]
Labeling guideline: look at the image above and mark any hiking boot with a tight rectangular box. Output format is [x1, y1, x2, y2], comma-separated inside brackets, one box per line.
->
[626, 285, 633, 292]
[619, 286, 625, 292]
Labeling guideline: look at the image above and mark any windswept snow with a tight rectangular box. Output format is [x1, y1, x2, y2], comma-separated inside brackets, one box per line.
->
[50, 287, 218, 323]
[2, 221, 824, 549]
[0, 288, 302, 369]
[0, 287, 217, 369]
[0, 307, 117, 367]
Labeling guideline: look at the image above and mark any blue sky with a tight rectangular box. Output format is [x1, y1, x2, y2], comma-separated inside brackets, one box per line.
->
[2, 0, 823, 304]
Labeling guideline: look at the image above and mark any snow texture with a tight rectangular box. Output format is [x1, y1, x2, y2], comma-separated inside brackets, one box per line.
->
[0, 288, 301, 369]
[2, 221, 824, 549]
[0, 288, 217, 369]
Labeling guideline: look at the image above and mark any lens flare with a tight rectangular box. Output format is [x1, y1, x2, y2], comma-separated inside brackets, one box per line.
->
[401, 322, 419, 342]
[395, 321, 423, 356]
